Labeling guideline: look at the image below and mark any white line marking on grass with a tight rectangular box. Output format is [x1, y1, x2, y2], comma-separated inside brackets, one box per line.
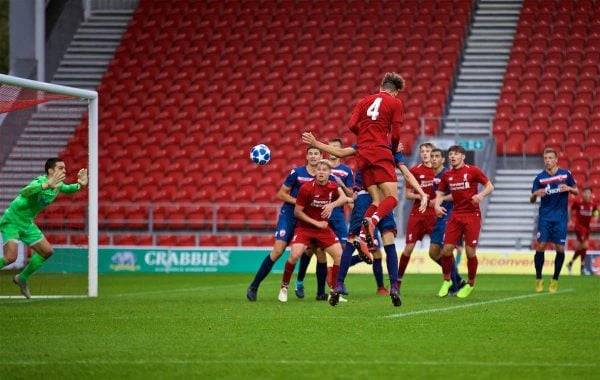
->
[5, 358, 597, 368]
[384, 289, 575, 319]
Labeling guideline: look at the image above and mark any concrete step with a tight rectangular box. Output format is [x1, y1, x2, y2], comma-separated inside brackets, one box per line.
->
[459, 74, 504, 81]
[455, 88, 501, 95]
[53, 72, 104, 80]
[467, 41, 513, 49]
[481, 232, 534, 240]
[66, 47, 117, 54]
[451, 100, 498, 107]
[453, 94, 499, 102]
[487, 210, 537, 218]
[441, 128, 490, 135]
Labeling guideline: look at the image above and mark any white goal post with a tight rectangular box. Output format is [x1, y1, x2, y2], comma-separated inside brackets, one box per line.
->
[0, 73, 98, 297]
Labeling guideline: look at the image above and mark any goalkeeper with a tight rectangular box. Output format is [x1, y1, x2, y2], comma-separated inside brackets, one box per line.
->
[0, 158, 88, 298]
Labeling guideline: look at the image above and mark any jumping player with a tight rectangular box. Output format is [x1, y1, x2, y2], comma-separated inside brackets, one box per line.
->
[349, 72, 410, 251]
[0, 158, 88, 298]
[434, 145, 494, 299]
[567, 187, 598, 275]
[278, 159, 347, 302]
[246, 146, 324, 301]
[530, 148, 578, 292]
[301, 132, 427, 307]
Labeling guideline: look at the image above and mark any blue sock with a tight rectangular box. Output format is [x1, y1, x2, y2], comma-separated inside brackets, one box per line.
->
[250, 255, 275, 289]
[350, 255, 362, 266]
[534, 251, 544, 279]
[373, 258, 384, 287]
[336, 242, 355, 288]
[296, 253, 312, 283]
[316, 262, 327, 295]
[450, 259, 463, 287]
[384, 244, 399, 285]
[553, 250, 565, 280]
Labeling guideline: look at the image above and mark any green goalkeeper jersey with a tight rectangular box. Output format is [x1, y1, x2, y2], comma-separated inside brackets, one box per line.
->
[0, 175, 79, 226]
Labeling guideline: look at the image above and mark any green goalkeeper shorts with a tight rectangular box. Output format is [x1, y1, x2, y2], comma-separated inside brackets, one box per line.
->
[0, 219, 44, 246]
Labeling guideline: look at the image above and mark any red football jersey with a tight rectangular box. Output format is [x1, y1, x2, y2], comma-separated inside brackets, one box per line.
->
[295, 180, 340, 229]
[348, 91, 403, 164]
[408, 164, 436, 216]
[438, 164, 490, 214]
[571, 200, 598, 228]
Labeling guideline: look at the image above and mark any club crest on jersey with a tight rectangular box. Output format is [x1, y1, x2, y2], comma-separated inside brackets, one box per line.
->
[463, 173, 470, 189]
[279, 230, 286, 238]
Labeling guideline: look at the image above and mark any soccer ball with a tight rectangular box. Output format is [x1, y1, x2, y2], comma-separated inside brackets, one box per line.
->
[250, 144, 271, 165]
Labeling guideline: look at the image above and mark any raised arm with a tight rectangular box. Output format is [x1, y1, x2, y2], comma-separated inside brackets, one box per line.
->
[301, 132, 356, 158]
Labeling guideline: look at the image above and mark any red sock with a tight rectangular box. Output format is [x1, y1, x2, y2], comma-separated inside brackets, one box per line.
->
[364, 204, 377, 219]
[331, 264, 339, 289]
[372, 196, 398, 224]
[467, 255, 478, 286]
[282, 260, 295, 286]
[397, 254, 411, 284]
[441, 255, 453, 281]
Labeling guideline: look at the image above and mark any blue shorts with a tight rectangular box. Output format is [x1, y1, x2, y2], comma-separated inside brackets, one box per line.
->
[328, 215, 349, 245]
[274, 206, 296, 244]
[349, 192, 397, 237]
[537, 218, 567, 246]
[430, 215, 449, 245]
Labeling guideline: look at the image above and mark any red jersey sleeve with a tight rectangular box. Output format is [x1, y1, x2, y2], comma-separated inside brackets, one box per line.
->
[571, 201, 579, 213]
[473, 166, 490, 185]
[348, 101, 362, 135]
[438, 173, 449, 193]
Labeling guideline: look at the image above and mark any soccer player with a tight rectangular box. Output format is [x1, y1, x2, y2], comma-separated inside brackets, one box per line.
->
[415, 147, 465, 295]
[278, 159, 348, 302]
[246, 146, 325, 302]
[0, 158, 88, 298]
[434, 145, 494, 299]
[301, 132, 427, 306]
[567, 187, 598, 275]
[349, 72, 408, 251]
[396, 142, 438, 292]
[294, 137, 353, 298]
[530, 148, 578, 292]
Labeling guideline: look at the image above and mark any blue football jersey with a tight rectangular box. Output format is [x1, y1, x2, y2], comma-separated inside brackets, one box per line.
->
[531, 168, 576, 221]
[433, 167, 453, 213]
[330, 162, 354, 219]
[281, 165, 316, 211]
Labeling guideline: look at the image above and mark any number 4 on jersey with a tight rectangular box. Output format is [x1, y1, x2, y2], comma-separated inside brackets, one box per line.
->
[367, 97, 383, 120]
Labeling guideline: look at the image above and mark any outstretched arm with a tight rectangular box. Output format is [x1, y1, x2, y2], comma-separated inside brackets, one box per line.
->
[301, 132, 356, 158]
[397, 163, 428, 213]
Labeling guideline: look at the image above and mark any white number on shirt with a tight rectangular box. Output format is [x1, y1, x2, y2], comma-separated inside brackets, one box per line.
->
[366, 97, 383, 120]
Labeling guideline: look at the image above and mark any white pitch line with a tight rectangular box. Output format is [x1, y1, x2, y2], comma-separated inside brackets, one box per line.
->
[383, 288, 575, 319]
[4, 358, 597, 368]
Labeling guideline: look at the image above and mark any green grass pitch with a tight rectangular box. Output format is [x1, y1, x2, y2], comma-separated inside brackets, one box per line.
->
[1, 273, 598, 379]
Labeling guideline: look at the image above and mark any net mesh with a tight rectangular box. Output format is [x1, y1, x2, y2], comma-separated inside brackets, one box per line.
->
[0, 83, 89, 298]
[0, 83, 72, 115]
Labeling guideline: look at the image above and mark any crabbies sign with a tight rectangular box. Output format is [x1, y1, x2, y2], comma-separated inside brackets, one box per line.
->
[98, 247, 288, 274]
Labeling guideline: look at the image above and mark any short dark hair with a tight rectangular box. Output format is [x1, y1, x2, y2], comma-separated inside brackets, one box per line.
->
[448, 145, 466, 155]
[328, 137, 343, 145]
[307, 146, 322, 154]
[381, 72, 405, 92]
[543, 147, 558, 157]
[583, 186, 592, 192]
[45, 158, 64, 174]
[431, 148, 444, 156]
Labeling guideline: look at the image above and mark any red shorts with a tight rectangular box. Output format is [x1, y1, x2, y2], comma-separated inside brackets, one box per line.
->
[405, 214, 436, 244]
[444, 212, 482, 247]
[575, 225, 590, 242]
[358, 156, 397, 188]
[292, 226, 339, 249]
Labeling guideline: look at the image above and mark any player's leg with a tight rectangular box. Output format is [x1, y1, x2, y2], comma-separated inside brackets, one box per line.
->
[534, 218, 551, 293]
[455, 215, 481, 299]
[14, 225, 51, 298]
[363, 181, 397, 247]
[549, 220, 568, 293]
[294, 249, 313, 298]
[580, 237, 589, 275]
[379, 230, 400, 306]
[0, 222, 21, 269]
[438, 215, 461, 297]
[247, 215, 294, 301]
[326, 242, 343, 306]
[325, 217, 349, 293]
[567, 230, 584, 275]
[279, 243, 306, 302]
[315, 248, 328, 300]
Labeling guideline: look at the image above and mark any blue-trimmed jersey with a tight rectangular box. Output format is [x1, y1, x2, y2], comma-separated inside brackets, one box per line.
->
[433, 167, 453, 214]
[330, 162, 354, 221]
[275, 166, 317, 242]
[430, 167, 453, 245]
[531, 168, 576, 222]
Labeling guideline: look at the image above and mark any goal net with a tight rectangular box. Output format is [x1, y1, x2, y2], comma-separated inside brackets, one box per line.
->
[0, 74, 98, 298]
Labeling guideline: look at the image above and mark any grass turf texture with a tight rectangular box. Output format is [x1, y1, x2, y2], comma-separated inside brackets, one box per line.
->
[1, 273, 598, 379]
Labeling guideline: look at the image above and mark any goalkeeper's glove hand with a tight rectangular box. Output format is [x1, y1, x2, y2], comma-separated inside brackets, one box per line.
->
[46, 171, 65, 188]
[77, 168, 88, 187]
